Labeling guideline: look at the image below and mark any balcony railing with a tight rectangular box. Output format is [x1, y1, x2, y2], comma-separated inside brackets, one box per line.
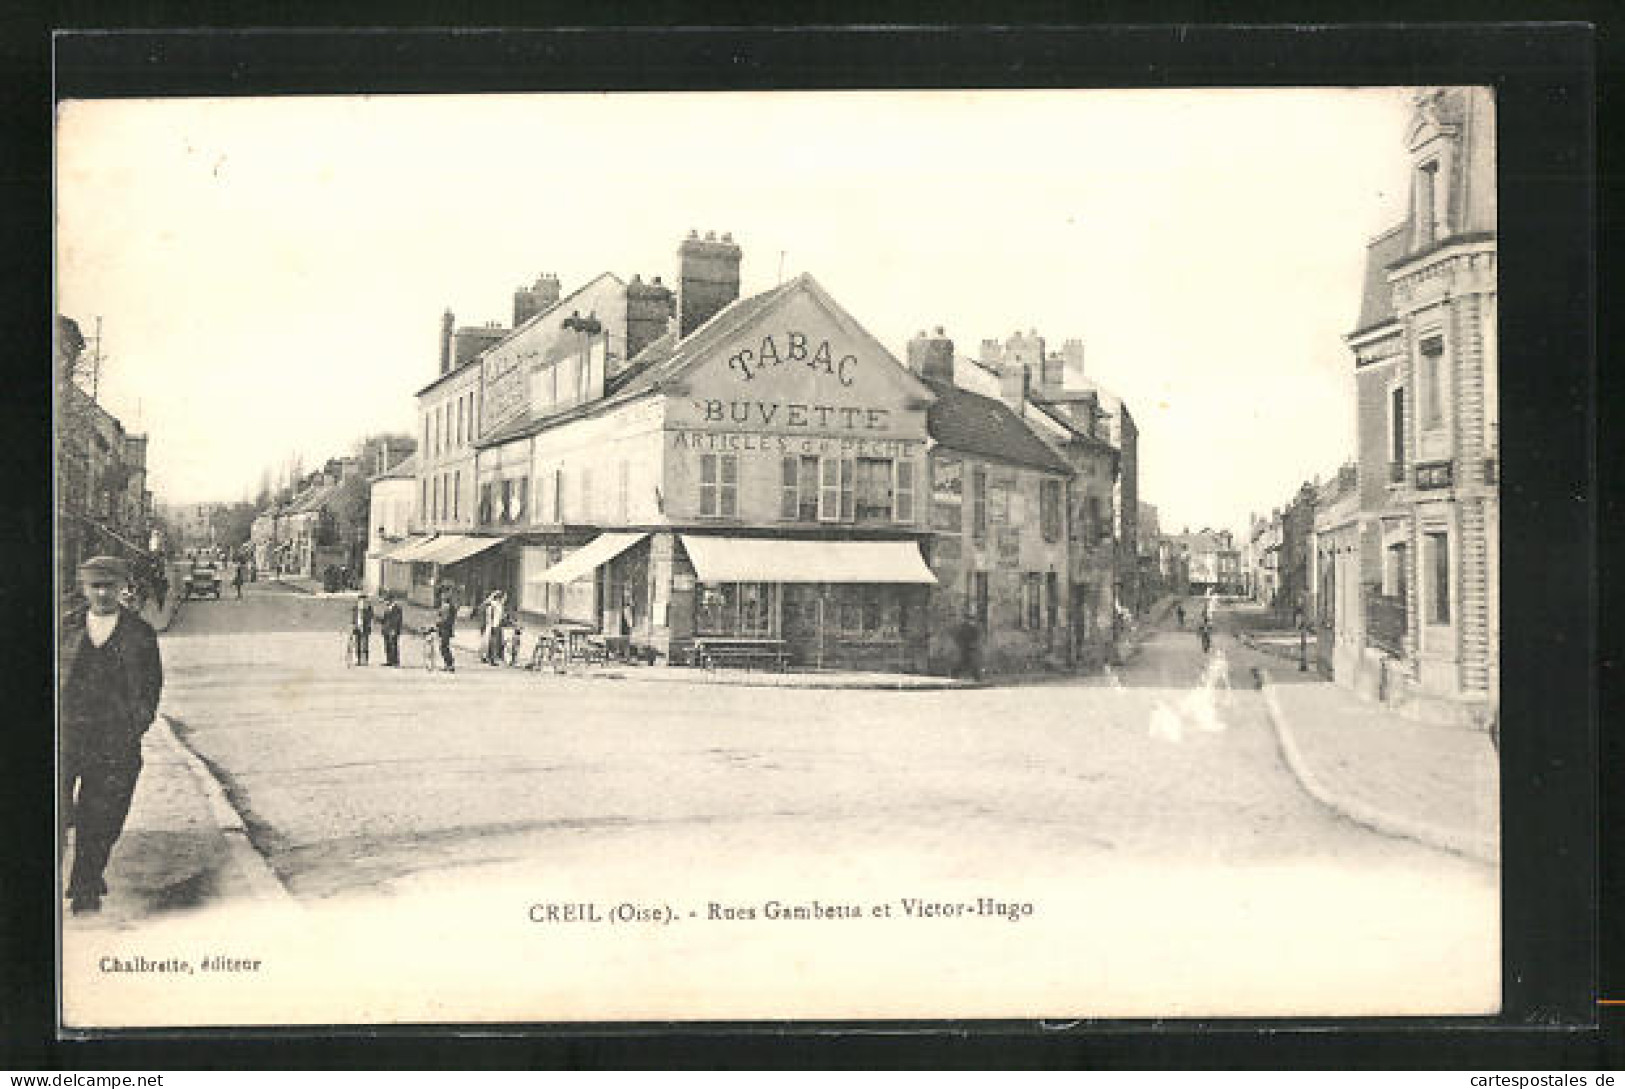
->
[1364, 588, 1406, 658]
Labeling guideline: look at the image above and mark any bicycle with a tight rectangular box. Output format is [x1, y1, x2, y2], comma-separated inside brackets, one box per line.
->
[344, 628, 361, 668]
[423, 626, 453, 672]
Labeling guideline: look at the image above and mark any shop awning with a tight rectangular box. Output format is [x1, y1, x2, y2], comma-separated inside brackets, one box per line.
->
[530, 532, 650, 585]
[679, 536, 937, 585]
[381, 535, 441, 563]
[413, 534, 504, 566]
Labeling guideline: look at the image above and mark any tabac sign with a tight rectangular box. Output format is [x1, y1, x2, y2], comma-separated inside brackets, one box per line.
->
[664, 277, 932, 444]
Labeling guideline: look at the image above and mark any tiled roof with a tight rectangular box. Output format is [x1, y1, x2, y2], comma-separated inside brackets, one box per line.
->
[922, 379, 1072, 475]
[1028, 399, 1118, 458]
[1353, 222, 1408, 334]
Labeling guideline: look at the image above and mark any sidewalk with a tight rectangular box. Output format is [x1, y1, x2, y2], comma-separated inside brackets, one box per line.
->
[1255, 667, 1499, 865]
[62, 716, 292, 928]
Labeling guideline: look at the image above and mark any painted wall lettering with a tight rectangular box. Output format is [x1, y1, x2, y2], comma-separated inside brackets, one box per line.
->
[694, 400, 891, 432]
[670, 430, 916, 459]
[726, 330, 857, 387]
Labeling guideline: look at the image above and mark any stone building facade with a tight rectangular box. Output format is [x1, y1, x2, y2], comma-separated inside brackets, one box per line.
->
[1343, 86, 1497, 722]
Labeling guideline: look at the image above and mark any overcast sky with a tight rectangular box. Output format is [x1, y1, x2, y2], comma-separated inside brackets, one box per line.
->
[56, 88, 1418, 535]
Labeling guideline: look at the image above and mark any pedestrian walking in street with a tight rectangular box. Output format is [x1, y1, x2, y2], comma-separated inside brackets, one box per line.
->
[1198, 618, 1213, 655]
[59, 556, 164, 916]
[1175, 602, 1186, 629]
[351, 593, 374, 665]
[379, 592, 404, 667]
[232, 562, 244, 599]
[435, 592, 457, 672]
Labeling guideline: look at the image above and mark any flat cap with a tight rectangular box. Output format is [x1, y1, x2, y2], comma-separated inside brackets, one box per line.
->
[77, 555, 131, 582]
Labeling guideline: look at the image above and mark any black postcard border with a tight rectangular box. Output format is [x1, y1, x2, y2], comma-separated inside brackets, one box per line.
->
[3, 18, 1608, 1070]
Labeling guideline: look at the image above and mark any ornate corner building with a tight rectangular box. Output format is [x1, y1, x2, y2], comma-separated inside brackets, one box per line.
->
[1344, 87, 1498, 723]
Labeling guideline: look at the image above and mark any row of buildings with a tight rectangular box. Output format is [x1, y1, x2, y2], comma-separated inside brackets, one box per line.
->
[251, 438, 415, 581]
[56, 315, 158, 594]
[1253, 87, 1498, 726]
[364, 231, 1146, 675]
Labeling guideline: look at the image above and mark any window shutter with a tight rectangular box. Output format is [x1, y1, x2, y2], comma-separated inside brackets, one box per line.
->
[818, 457, 841, 521]
[840, 457, 855, 521]
[781, 457, 799, 519]
[720, 455, 738, 518]
[894, 459, 915, 523]
[700, 454, 718, 517]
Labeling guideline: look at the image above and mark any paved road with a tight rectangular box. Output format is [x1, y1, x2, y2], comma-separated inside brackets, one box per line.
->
[137, 585, 1499, 1019]
[159, 587, 1485, 888]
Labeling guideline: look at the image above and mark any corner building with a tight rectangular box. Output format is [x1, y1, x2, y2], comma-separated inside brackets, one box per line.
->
[1344, 87, 1497, 723]
[472, 235, 939, 670]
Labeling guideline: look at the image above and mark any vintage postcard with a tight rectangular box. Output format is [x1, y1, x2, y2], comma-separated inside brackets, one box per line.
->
[54, 85, 1500, 1027]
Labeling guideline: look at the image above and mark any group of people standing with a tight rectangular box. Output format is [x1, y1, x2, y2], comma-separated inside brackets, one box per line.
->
[349, 591, 406, 667]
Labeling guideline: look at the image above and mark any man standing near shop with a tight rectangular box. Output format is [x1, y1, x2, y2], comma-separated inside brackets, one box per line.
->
[59, 555, 164, 915]
[378, 592, 404, 667]
[352, 592, 374, 665]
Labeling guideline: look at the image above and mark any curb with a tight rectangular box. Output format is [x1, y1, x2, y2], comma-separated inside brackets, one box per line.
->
[1254, 668, 1497, 866]
[154, 715, 298, 909]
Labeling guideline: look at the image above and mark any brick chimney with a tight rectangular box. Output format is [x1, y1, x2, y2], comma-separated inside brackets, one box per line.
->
[625, 273, 675, 365]
[998, 329, 1043, 408]
[439, 309, 454, 375]
[676, 230, 742, 339]
[906, 326, 956, 384]
[513, 273, 562, 328]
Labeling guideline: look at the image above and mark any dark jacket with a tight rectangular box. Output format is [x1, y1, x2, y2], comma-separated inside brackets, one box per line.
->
[353, 600, 374, 631]
[59, 606, 163, 748]
[436, 601, 456, 637]
[379, 601, 403, 637]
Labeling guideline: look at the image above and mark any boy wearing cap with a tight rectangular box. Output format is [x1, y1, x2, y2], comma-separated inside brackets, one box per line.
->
[58, 555, 164, 915]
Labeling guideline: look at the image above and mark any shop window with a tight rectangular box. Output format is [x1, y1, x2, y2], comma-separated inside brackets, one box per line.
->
[855, 458, 893, 523]
[1425, 531, 1450, 624]
[696, 582, 775, 636]
[700, 454, 738, 519]
[894, 459, 916, 524]
[1040, 479, 1062, 542]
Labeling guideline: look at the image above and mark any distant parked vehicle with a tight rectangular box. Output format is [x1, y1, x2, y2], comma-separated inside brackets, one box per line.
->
[183, 563, 223, 600]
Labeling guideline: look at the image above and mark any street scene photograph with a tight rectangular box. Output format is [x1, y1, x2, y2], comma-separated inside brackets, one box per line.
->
[53, 86, 1500, 1026]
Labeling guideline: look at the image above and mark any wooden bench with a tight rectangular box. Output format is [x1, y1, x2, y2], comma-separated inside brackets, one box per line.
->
[693, 637, 790, 672]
